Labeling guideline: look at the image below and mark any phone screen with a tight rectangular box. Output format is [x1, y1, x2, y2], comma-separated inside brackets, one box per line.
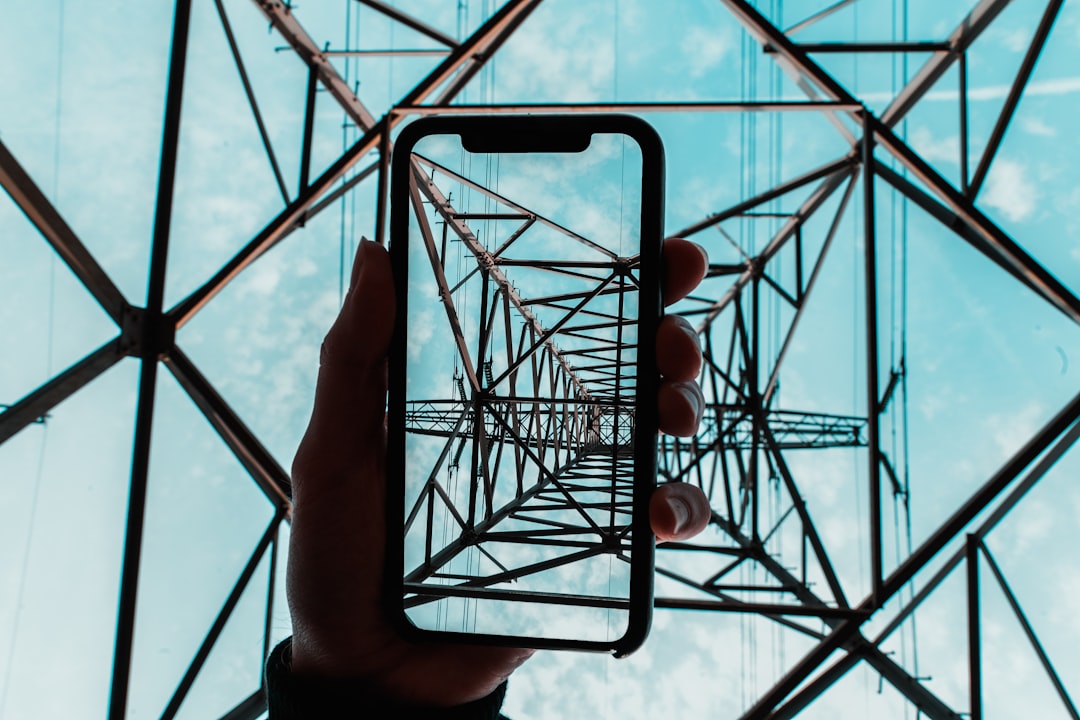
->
[388, 116, 662, 652]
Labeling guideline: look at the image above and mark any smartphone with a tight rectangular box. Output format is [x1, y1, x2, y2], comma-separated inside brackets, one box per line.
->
[385, 114, 663, 655]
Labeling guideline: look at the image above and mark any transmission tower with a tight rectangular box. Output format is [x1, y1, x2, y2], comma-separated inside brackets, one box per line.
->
[2, 0, 1078, 718]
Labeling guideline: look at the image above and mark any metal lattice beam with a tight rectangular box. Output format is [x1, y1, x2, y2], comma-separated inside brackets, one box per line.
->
[4, 0, 1077, 716]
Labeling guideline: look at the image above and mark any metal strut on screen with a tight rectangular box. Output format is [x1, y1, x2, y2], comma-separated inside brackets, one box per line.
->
[6, 0, 1079, 717]
[399, 148, 644, 610]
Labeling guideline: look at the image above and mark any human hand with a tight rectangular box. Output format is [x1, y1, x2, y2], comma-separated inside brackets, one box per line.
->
[286, 237, 712, 707]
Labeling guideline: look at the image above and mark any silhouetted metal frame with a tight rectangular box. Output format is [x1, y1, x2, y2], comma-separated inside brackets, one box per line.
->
[967, 534, 983, 720]
[2, 0, 1076, 716]
[979, 541, 1080, 719]
[861, 122, 884, 601]
[967, 0, 1064, 197]
[0, 139, 130, 324]
[190, 0, 1080, 715]
[0, 337, 127, 445]
[0, 2, 547, 718]
[654, 159, 869, 623]
[773, 413, 1080, 720]
[109, 1, 193, 717]
[214, 0, 289, 205]
[160, 510, 284, 720]
[740, 389, 1080, 719]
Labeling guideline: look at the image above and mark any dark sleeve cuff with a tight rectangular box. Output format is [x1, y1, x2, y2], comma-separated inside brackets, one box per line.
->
[265, 637, 508, 719]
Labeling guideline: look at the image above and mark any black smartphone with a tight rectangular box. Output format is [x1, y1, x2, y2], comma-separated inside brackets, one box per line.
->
[386, 114, 663, 655]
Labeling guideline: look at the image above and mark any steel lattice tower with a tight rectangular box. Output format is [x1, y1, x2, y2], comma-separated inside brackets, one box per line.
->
[2, 0, 1078, 718]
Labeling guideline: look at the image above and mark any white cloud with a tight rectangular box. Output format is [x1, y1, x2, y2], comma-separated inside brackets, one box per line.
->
[408, 307, 435, 361]
[683, 25, 735, 79]
[294, 256, 319, 278]
[908, 126, 959, 165]
[968, 76, 1080, 101]
[980, 158, 1039, 223]
[238, 254, 284, 297]
[676, 172, 739, 226]
[931, 18, 952, 38]
[995, 25, 1033, 53]
[1020, 115, 1057, 137]
[495, 6, 615, 102]
[993, 496, 1054, 557]
[984, 401, 1044, 459]
[1051, 554, 1080, 639]
[860, 76, 1080, 104]
[1057, 187, 1080, 241]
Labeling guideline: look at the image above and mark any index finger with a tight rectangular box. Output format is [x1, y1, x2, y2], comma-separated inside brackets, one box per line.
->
[292, 240, 395, 497]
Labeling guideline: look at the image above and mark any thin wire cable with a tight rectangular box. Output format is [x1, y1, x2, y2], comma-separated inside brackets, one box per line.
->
[776, 0, 786, 678]
[351, 3, 360, 260]
[766, 0, 780, 662]
[885, 4, 913, 716]
[850, 0, 867, 609]
[615, 2, 625, 256]
[898, 0, 921, 710]
[739, 24, 753, 710]
[749, 569, 758, 700]
[853, 3, 875, 711]
[388, 0, 396, 107]
[0, 427, 51, 720]
[740, 558, 748, 711]
[448, 132, 471, 632]
[339, 0, 353, 303]
[1, 4, 64, 714]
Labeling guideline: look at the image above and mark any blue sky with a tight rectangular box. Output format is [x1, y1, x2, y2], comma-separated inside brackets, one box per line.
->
[2, 0, 1080, 718]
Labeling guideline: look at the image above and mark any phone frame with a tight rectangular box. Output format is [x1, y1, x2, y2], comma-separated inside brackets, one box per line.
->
[385, 114, 664, 656]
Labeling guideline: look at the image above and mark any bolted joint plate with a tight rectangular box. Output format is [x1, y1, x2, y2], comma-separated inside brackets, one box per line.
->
[119, 304, 177, 361]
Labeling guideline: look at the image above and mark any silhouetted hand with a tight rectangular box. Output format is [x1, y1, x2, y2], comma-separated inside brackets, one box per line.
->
[286, 237, 711, 707]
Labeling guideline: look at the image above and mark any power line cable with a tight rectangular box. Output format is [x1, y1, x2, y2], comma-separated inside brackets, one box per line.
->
[1, 3, 64, 715]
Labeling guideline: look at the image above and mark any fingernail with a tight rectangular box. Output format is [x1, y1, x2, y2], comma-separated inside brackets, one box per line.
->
[674, 315, 701, 348]
[692, 241, 709, 266]
[667, 496, 691, 535]
[677, 382, 703, 424]
[350, 237, 372, 291]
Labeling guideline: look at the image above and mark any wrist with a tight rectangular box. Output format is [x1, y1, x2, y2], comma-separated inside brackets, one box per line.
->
[266, 638, 509, 719]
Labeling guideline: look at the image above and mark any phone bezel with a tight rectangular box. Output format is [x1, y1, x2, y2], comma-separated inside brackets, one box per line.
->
[385, 114, 664, 656]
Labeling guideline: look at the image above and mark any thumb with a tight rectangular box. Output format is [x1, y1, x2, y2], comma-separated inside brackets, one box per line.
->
[292, 239, 396, 498]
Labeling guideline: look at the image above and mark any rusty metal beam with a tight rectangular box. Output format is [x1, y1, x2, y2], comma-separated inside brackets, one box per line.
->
[251, 0, 378, 132]
[410, 159, 597, 400]
[0, 337, 127, 445]
[171, 0, 544, 328]
[0, 139, 129, 325]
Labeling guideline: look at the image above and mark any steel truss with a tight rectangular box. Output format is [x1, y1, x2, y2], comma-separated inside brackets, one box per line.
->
[1, 0, 1077, 718]
[399, 150, 644, 616]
